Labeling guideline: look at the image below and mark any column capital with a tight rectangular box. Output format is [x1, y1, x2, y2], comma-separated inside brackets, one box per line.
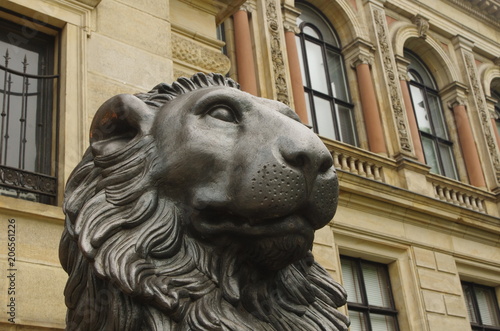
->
[282, 3, 301, 29]
[343, 38, 376, 68]
[283, 22, 300, 34]
[452, 34, 475, 51]
[412, 14, 429, 39]
[448, 97, 468, 110]
[440, 81, 469, 107]
[362, 0, 387, 7]
[350, 55, 374, 69]
[395, 55, 411, 81]
[239, 1, 255, 13]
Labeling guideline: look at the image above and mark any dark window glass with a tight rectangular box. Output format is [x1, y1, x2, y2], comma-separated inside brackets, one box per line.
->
[405, 50, 458, 180]
[0, 17, 58, 204]
[341, 256, 400, 331]
[462, 281, 500, 331]
[491, 81, 500, 139]
[295, 2, 358, 145]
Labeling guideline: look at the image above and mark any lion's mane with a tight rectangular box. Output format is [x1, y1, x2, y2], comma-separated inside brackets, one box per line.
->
[60, 73, 349, 331]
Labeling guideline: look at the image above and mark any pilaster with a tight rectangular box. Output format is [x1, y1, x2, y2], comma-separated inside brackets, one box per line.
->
[452, 35, 500, 188]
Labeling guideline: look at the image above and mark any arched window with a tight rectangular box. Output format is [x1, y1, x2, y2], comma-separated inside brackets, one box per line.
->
[295, 3, 357, 146]
[405, 50, 458, 179]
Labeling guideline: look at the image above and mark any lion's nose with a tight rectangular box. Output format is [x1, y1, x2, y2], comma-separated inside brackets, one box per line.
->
[280, 137, 333, 177]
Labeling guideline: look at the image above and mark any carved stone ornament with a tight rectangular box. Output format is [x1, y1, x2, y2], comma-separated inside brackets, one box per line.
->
[60, 73, 349, 331]
[412, 15, 429, 39]
[373, 8, 412, 152]
[266, 0, 290, 105]
[172, 34, 231, 75]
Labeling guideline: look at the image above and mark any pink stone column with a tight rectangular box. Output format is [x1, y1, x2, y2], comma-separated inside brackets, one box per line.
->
[233, 8, 258, 96]
[284, 28, 308, 124]
[452, 101, 486, 187]
[354, 61, 387, 154]
[400, 80, 425, 163]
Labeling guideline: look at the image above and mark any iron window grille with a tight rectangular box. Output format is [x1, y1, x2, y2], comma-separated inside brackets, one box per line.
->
[341, 256, 400, 331]
[405, 50, 458, 180]
[462, 281, 500, 331]
[295, 2, 358, 146]
[0, 16, 59, 204]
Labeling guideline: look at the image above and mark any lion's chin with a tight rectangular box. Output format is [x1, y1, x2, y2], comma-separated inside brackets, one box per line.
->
[243, 233, 313, 270]
[190, 213, 314, 270]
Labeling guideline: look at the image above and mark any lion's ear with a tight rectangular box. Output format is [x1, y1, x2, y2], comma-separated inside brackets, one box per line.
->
[90, 94, 155, 156]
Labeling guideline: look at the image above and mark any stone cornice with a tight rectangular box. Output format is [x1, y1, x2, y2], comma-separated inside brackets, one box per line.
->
[444, 0, 500, 23]
[72, 0, 101, 8]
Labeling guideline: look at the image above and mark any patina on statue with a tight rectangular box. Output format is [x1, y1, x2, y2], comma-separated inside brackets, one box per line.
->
[60, 73, 349, 331]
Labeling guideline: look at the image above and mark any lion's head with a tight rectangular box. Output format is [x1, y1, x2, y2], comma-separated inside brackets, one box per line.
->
[60, 73, 349, 330]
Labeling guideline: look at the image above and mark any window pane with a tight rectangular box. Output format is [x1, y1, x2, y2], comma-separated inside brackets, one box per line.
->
[348, 310, 368, 331]
[405, 51, 437, 89]
[305, 41, 328, 94]
[370, 314, 397, 331]
[313, 96, 336, 140]
[463, 284, 479, 324]
[303, 26, 320, 38]
[341, 259, 363, 304]
[327, 50, 349, 101]
[304, 91, 313, 125]
[361, 262, 392, 308]
[296, 3, 339, 46]
[438, 143, 458, 180]
[427, 93, 447, 139]
[0, 19, 55, 175]
[422, 136, 440, 174]
[296, 36, 306, 86]
[475, 287, 500, 326]
[337, 104, 357, 146]
[409, 84, 431, 134]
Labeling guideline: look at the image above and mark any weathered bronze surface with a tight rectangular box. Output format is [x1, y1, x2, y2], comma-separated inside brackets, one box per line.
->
[60, 73, 349, 330]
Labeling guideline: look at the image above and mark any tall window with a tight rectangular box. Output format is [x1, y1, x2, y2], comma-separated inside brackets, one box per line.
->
[295, 2, 358, 145]
[0, 16, 58, 204]
[462, 281, 500, 331]
[405, 50, 458, 179]
[341, 256, 399, 331]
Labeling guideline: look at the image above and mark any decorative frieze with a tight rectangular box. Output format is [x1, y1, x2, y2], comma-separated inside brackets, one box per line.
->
[373, 8, 412, 153]
[171, 34, 231, 75]
[266, 0, 289, 105]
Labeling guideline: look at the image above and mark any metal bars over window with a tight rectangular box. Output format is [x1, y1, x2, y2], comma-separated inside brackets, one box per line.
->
[0, 17, 58, 204]
[341, 256, 400, 331]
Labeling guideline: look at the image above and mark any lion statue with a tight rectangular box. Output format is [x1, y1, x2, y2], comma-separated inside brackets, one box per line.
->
[60, 73, 349, 331]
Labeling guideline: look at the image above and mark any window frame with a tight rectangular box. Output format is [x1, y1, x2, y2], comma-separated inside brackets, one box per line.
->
[405, 50, 458, 180]
[341, 255, 400, 331]
[295, 3, 358, 145]
[462, 281, 500, 331]
[0, 9, 60, 205]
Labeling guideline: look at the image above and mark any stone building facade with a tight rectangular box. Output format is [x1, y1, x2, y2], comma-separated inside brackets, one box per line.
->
[0, 0, 499, 330]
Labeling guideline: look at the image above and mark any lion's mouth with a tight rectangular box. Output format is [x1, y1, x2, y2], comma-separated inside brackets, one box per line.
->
[189, 210, 315, 270]
[190, 208, 314, 238]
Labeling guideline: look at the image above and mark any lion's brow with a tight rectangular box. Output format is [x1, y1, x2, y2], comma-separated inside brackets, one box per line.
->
[276, 107, 302, 123]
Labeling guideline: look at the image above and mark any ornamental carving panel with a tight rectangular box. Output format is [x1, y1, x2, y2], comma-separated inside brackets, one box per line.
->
[172, 34, 231, 75]
[373, 8, 412, 153]
[266, 0, 289, 105]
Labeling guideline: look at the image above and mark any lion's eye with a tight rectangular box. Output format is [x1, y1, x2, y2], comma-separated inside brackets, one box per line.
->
[207, 106, 238, 123]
